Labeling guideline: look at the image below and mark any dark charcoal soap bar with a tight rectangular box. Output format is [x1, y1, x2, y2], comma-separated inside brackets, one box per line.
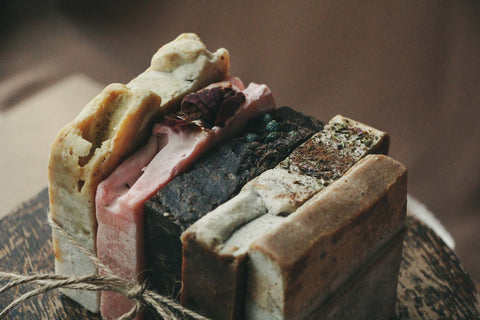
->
[143, 107, 323, 296]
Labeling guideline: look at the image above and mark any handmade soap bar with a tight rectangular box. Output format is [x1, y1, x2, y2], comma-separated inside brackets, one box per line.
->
[246, 154, 407, 319]
[48, 33, 229, 312]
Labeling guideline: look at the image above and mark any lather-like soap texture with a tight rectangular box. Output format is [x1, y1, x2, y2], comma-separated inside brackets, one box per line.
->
[48, 33, 229, 312]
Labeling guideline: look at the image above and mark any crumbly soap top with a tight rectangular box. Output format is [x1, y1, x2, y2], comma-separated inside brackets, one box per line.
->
[128, 33, 230, 106]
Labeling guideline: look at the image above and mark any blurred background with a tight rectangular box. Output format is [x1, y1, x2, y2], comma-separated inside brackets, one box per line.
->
[1, 0, 479, 283]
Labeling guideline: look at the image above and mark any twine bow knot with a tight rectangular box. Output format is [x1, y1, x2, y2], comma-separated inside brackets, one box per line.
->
[127, 283, 146, 300]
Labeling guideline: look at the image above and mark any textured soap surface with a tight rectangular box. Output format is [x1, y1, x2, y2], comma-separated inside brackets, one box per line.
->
[245, 154, 407, 319]
[143, 107, 323, 295]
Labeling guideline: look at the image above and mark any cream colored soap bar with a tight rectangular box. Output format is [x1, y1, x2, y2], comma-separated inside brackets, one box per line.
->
[48, 33, 230, 312]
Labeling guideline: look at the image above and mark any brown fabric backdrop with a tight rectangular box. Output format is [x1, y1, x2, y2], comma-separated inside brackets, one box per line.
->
[1, 0, 479, 281]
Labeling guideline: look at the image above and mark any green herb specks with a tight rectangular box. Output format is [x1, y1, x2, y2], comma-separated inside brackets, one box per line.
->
[246, 133, 259, 143]
[265, 131, 279, 142]
[262, 113, 273, 124]
[266, 120, 280, 132]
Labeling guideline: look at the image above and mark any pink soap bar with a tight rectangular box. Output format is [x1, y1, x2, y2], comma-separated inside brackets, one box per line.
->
[96, 79, 275, 320]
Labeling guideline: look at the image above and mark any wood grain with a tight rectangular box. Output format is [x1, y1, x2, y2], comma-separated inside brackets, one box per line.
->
[0, 189, 478, 319]
[395, 213, 480, 319]
[0, 189, 101, 320]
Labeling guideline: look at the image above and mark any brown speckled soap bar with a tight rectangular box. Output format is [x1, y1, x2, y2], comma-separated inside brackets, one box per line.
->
[246, 154, 407, 319]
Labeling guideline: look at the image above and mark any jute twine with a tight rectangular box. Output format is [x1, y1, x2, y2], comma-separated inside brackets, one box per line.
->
[0, 213, 209, 320]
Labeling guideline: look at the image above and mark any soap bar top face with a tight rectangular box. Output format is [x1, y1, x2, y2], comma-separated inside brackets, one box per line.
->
[128, 33, 230, 108]
[279, 115, 389, 187]
[151, 33, 226, 73]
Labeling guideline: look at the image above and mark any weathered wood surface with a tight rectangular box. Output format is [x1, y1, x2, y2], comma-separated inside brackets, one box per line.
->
[0, 189, 478, 319]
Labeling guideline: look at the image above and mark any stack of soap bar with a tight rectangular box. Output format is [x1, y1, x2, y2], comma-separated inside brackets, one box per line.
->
[181, 115, 390, 319]
[143, 107, 324, 296]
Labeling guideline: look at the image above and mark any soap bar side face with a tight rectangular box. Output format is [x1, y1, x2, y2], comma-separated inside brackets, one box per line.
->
[308, 230, 405, 320]
[181, 235, 248, 320]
